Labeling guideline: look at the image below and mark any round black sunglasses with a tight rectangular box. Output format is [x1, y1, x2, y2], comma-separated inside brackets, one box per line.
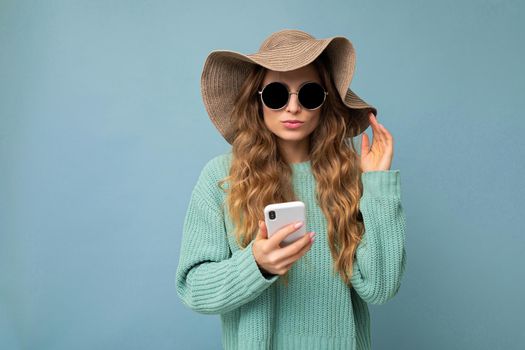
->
[257, 81, 328, 110]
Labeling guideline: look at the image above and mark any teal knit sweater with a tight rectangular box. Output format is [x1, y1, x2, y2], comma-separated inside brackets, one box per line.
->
[175, 151, 407, 350]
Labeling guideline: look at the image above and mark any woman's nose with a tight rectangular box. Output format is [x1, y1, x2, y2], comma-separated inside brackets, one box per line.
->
[286, 92, 301, 113]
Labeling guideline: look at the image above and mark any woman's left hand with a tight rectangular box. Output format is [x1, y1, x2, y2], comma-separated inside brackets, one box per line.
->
[360, 112, 394, 172]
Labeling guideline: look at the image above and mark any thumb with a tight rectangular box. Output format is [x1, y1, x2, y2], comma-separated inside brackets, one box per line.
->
[361, 132, 369, 156]
[257, 220, 268, 240]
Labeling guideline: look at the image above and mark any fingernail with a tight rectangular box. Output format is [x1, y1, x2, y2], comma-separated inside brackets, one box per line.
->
[294, 221, 304, 229]
[309, 232, 316, 238]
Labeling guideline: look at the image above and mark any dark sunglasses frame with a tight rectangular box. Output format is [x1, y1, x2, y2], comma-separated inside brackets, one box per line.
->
[257, 81, 329, 111]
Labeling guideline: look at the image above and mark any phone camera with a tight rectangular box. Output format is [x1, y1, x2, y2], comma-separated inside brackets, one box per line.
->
[269, 210, 276, 220]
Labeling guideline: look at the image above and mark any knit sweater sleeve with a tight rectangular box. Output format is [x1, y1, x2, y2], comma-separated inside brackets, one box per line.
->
[350, 169, 407, 305]
[175, 157, 279, 315]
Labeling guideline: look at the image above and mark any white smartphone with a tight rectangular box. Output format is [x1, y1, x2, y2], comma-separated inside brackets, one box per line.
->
[264, 201, 306, 247]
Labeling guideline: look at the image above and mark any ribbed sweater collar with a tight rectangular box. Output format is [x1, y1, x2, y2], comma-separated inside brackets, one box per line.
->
[289, 160, 312, 175]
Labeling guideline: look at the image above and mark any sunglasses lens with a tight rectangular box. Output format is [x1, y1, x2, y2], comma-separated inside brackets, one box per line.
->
[261, 82, 289, 109]
[299, 82, 326, 109]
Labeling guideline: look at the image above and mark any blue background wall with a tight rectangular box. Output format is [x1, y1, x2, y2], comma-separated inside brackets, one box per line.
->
[1, 0, 524, 349]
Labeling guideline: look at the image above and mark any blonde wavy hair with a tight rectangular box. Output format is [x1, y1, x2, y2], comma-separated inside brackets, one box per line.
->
[218, 51, 368, 287]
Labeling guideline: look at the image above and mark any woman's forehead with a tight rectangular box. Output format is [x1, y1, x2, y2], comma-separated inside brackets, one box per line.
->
[262, 64, 320, 85]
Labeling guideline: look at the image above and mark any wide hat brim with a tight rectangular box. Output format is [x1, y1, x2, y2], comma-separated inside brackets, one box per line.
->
[200, 29, 378, 145]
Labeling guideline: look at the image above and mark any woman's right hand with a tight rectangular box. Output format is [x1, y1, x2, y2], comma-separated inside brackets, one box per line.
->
[252, 220, 315, 276]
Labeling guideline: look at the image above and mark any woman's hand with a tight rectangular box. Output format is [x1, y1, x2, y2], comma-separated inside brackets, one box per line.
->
[360, 112, 394, 172]
[252, 220, 315, 276]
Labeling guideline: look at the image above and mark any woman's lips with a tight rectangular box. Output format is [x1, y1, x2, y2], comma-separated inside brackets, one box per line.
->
[282, 121, 304, 129]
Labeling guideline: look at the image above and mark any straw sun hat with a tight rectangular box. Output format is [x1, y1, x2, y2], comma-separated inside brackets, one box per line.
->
[200, 29, 378, 145]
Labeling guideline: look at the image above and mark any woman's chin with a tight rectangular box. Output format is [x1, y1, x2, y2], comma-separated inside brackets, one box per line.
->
[275, 132, 308, 142]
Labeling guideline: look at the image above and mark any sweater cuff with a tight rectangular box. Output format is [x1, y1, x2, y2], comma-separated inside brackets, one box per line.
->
[238, 240, 279, 290]
[361, 170, 401, 198]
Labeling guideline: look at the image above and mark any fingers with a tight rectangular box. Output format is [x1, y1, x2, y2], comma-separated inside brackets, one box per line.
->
[259, 230, 314, 276]
[379, 122, 393, 143]
[369, 112, 391, 149]
[274, 262, 293, 276]
[369, 112, 380, 130]
[361, 131, 369, 155]
[277, 231, 313, 258]
[279, 235, 314, 267]
[269, 221, 304, 248]
[368, 113, 384, 145]
[373, 115, 393, 146]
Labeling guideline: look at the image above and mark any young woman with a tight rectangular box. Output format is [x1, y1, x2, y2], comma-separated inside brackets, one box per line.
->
[176, 29, 407, 350]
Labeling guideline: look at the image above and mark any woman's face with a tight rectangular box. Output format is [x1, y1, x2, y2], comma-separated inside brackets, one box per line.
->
[260, 64, 322, 145]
